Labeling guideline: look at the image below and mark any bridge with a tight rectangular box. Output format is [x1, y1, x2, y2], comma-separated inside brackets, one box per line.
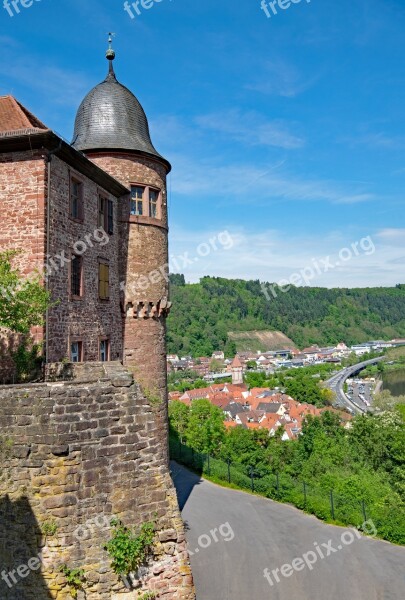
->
[325, 357, 384, 414]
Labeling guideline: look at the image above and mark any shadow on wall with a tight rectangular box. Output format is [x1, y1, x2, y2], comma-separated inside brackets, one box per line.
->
[0, 330, 19, 384]
[0, 495, 53, 600]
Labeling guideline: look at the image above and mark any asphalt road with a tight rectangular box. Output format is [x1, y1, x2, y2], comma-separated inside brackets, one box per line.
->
[171, 462, 405, 600]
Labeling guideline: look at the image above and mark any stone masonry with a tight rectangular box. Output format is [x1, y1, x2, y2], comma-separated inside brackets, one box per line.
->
[0, 363, 195, 600]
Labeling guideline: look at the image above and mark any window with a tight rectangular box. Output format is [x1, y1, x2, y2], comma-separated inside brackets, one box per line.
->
[70, 341, 83, 363]
[98, 196, 114, 234]
[130, 186, 144, 216]
[71, 255, 83, 297]
[98, 196, 106, 228]
[70, 179, 84, 220]
[100, 339, 110, 362]
[99, 262, 110, 300]
[107, 199, 114, 235]
[149, 189, 159, 219]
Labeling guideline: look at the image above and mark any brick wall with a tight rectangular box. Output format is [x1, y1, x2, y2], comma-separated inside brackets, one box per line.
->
[0, 363, 195, 600]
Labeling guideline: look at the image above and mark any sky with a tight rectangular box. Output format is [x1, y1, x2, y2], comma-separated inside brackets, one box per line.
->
[1, 0, 405, 287]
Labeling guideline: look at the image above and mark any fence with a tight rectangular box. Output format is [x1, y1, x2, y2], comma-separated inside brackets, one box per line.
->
[170, 437, 405, 544]
[170, 437, 370, 526]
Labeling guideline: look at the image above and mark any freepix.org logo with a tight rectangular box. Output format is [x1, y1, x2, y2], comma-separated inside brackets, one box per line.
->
[3, 0, 41, 17]
[261, 0, 311, 20]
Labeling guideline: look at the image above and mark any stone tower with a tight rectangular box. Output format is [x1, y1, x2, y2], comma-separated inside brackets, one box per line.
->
[231, 355, 244, 385]
[72, 39, 171, 402]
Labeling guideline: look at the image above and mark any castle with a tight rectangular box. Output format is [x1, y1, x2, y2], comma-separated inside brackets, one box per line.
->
[0, 42, 195, 600]
[0, 37, 170, 401]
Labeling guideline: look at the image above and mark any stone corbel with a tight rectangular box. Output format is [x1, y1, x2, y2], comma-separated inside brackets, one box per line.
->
[125, 298, 172, 319]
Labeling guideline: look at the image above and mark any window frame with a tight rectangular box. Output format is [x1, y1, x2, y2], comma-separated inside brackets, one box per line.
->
[98, 260, 110, 301]
[149, 188, 159, 219]
[70, 254, 83, 299]
[98, 195, 106, 229]
[99, 338, 110, 362]
[129, 185, 161, 219]
[130, 185, 145, 216]
[70, 340, 83, 363]
[70, 177, 84, 222]
[98, 195, 114, 235]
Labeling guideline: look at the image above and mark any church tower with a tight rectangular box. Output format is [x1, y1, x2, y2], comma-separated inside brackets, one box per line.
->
[72, 37, 171, 403]
[231, 355, 244, 385]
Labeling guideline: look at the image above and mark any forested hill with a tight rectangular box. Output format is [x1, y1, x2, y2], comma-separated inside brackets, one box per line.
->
[167, 276, 405, 357]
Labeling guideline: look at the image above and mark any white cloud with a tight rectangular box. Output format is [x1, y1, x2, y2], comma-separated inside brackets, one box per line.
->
[195, 110, 304, 149]
[376, 229, 405, 246]
[245, 59, 321, 98]
[168, 153, 375, 205]
[168, 226, 403, 288]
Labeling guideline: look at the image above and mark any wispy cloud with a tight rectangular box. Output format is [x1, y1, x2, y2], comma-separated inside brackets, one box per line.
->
[195, 110, 304, 149]
[169, 153, 375, 206]
[169, 225, 402, 288]
[347, 132, 405, 150]
[0, 38, 91, 107]
[376, 229, 405, 246]
[245, 59, 321, 98]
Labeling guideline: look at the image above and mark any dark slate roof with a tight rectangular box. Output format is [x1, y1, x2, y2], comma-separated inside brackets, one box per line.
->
[72, 61, 170, 170]
[224, 402, 245, 418]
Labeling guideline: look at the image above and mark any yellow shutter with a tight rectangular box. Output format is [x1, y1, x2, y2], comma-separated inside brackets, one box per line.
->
[99, 263, 109, 299]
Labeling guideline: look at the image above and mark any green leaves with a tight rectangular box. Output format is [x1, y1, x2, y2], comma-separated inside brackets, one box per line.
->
[185, 399, 226, 455]
[59, 565, 85, 599]
[105, 519, 155, 577]
[0, 251, 51, 334]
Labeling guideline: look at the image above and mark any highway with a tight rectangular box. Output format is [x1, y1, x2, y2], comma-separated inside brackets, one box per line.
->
[325, 357, 384, 414]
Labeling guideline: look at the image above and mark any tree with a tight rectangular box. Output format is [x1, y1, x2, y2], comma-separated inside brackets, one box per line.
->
[186, 399, 226, 455]
[0, 251, 51, 334]
[168, 401, 190, 443]
[374, 391, 405, 412]
[209, 358, 223, 373]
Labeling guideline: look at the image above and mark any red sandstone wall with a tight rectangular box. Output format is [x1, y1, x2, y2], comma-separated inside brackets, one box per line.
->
[0, 151, 47, 376]
[46, 155, 124, 362]
[88, 153, 170, 399]
[0, 149, 46, 277]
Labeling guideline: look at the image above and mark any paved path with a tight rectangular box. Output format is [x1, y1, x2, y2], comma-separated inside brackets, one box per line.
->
[171, 462, 405, 600]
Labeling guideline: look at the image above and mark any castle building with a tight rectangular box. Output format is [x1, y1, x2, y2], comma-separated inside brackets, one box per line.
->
[0, 40, 171, 398]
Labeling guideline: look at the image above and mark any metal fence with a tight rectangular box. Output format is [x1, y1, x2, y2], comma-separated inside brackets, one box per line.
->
[170, 437, 370, 526]
[170, 437, 405, 544]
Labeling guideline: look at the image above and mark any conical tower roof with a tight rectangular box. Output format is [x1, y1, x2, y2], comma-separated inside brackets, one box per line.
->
[72, 37, 170, 170]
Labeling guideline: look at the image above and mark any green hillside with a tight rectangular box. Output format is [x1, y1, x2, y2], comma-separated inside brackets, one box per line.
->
[167, 277, 405, 356]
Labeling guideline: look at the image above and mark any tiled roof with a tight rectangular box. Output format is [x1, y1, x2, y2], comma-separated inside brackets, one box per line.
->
[0, 95, 47, 134]
[231, 355, 243, 368]
[179, 388, 209, 401]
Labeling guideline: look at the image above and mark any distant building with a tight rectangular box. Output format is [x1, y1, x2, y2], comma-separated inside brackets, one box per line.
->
[230, 355, 244, 385]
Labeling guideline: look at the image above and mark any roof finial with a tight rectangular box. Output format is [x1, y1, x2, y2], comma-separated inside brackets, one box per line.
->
[106, 32, 116, 79]
[106, 32, 116, 61]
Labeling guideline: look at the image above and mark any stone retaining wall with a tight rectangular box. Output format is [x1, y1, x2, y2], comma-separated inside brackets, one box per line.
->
[0, 362, 195, 600]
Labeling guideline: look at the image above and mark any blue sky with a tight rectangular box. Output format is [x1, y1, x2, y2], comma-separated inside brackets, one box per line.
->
[1, 0, 405, 286]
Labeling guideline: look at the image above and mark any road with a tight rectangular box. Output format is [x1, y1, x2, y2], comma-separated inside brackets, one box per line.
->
[172, 462, 405, 600]
[325, 357, 383, 414]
